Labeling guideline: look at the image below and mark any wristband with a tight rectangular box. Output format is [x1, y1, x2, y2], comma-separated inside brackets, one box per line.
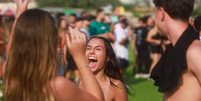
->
[78, 64, 89, 70]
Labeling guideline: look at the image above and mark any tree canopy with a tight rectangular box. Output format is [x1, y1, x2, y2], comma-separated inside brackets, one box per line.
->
[36, 0, 123, 10]
[192, 0, 201, 17]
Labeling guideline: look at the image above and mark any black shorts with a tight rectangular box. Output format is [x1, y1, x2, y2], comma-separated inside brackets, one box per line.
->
[117, 58, 129, 68]
[150, 45, 162, 54]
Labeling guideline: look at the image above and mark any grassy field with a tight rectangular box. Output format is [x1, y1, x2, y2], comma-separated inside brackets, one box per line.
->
[0, 81, 2, 101]
[126, 44, 162, 101]
[0, 43, 162, 101]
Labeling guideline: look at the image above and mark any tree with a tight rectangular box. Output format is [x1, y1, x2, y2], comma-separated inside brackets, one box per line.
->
[36, 0, 122, 10]
[192, 0, 201, 17]
[36, 0, 67, 7]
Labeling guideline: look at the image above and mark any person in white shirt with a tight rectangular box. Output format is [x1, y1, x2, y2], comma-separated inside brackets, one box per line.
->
[114, 18, 133, 79]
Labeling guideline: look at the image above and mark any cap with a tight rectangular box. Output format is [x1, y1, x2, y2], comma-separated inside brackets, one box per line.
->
[121, 18, 129, 27]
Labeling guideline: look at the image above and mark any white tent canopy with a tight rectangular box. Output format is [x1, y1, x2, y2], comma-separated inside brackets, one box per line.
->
[0, 7, 16, 16]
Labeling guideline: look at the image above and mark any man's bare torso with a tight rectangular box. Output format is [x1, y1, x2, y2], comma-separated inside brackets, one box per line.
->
[163, 41, 201, 101]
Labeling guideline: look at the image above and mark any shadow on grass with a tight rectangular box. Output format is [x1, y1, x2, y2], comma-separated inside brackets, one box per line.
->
[125, 69, 148, 86]
[126, 77, 148, 85]
[125, 61, 149, 85]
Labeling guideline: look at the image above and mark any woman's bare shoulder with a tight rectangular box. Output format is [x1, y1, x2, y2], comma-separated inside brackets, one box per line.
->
[50, 76, 78, 100]
[149, 27, 158, 35]
[110, 79, 125, 89]
[110, 79, 128, 101]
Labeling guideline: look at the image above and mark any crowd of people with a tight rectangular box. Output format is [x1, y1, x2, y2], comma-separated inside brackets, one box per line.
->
[131, 15, 171, 79]
[0, 0, 201, 101]
[55, 8, 174, 81]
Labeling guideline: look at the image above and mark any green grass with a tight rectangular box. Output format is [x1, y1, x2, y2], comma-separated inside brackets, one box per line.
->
[0, 43, 162, 101]
[126, 43, 162, 101]
[126, 65, 162, 101]
[0, 79, 2, 101]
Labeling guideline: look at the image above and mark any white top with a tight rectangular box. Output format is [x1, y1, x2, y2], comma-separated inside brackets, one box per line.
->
[114, 23, 129, 60]
[80, 28, 90, 40]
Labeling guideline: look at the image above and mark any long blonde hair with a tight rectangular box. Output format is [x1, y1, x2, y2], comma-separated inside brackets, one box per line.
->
[4, 9, 59, 101]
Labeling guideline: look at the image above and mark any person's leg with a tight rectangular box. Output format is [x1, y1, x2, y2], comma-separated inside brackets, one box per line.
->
[149, 53, 161, 75]
[135, 50, 143, 78]
[133, 56, 138, 73]
[137, 50, 143, 74]
[133, 48, 138, 73]
[118, 58, 128, 80]
[149, 53, 159, 74]
[143, 50, 151, 74]
[136, 58, 143, 78]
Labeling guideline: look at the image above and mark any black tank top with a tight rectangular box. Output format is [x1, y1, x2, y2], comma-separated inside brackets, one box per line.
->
[152, 33, 162, 40]
[150, 25, 200, 92]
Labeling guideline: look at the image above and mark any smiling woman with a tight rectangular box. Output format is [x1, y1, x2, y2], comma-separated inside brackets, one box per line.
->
[75, 36, 133, 101]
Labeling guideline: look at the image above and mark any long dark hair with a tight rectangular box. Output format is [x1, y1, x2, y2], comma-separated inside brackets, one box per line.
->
[4, 9, 58, 101]
[88, 36, 133, 95]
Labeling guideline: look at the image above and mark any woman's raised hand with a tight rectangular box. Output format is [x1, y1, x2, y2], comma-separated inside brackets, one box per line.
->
[16, 0, 29, 19]
[66, 27, 87, 60]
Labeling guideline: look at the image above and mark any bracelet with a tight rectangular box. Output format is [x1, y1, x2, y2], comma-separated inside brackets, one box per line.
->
[78, 64, 89, 70]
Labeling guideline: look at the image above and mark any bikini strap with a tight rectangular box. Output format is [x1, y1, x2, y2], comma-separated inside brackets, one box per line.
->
[74, 77, 82, 86]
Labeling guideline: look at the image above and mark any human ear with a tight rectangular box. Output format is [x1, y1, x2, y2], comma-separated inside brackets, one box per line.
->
[107, 56, 110, 62]
[159, 7, 165, 21]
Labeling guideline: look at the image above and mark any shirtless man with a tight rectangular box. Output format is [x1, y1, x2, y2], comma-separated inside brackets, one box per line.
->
[150, 0, 201, 101]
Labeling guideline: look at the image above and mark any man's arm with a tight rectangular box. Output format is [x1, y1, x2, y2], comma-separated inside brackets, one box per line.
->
[95, 33, 108, 39]
[89, 23, 110, 39]
[108, 32, 115, 41]
[131, 34, 137, 50]
[146, 28, 161, 45]
[119, 31, 133, 44]
[187, 40, 201, 84]
[89, 25, 108, 39]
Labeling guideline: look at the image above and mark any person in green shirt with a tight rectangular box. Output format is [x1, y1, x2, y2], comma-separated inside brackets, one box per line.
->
[89, 8, 110, 38]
